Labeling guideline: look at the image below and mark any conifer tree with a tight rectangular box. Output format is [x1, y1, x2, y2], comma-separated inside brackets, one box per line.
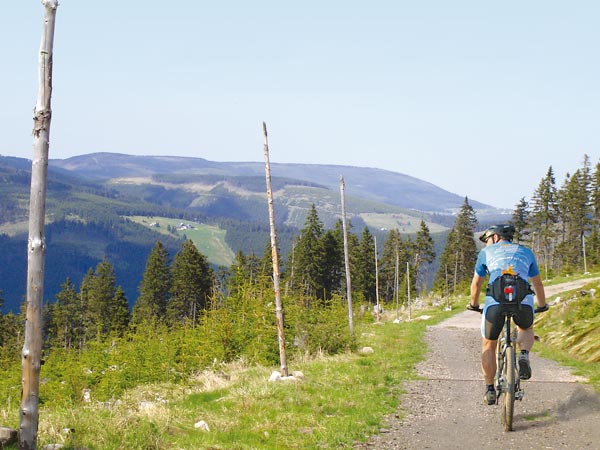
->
[413, 220, 436, 295]
[320, 221, 345, 299]
[111, 286, 130, 335]
[228, 250, 263, 296]
[0, 290, 4, 347]
[510, 197, 530, 244]
[587, 161, 600, 265]
[529, 166, 559, 276]
[355, 227, 377, 303]
[133, 241, 172, 325]
[293, 204, 326, 299]
[47, 278, 82, 349]
[81, 259, 129, 339]
[167, 240, 214, 325]
[379, 229, 409, 302]
[555, 156, 593, 270]
[434, 197, 477, 294]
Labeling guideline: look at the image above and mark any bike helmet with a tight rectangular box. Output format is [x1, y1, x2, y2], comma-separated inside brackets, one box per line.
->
[478, 224, 515, 243]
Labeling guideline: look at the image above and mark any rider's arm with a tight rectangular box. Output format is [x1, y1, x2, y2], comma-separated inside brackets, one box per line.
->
[529, 274, 547, 307]
[470, 274, 485, 308]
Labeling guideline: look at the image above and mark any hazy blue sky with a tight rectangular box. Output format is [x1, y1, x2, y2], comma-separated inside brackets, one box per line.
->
[1, 1, 598, 209]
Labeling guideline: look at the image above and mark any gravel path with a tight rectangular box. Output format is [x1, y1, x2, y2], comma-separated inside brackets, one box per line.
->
[355, 278, 600, 449]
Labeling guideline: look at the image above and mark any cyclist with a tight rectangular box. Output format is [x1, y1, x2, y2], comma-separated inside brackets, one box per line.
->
[468, 224, 549, 405]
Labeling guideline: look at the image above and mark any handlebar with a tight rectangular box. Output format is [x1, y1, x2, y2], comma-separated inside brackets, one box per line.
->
[467, 303, 549, 314]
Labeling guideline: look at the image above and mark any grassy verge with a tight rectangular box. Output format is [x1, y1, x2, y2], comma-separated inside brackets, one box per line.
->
[533, 275, 600, 392]
[2, 307, 455, 449]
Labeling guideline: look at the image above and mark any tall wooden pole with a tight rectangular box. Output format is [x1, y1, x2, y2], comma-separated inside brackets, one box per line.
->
[339, 176, 354, 337]
[262, 122, 288, 377]
[374, 236, 380, 321]
[407, 262, 412, 321]
[20, 2, 59, 449]
[394, 248, 399, 320]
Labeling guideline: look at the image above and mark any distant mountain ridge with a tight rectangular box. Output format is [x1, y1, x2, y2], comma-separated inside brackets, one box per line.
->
[50, 152, 496, 213]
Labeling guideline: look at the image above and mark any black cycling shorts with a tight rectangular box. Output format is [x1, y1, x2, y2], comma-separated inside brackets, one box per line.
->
[483, 303, 534, 341]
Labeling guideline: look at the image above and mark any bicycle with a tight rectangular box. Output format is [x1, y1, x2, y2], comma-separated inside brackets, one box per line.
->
[468, 281, 548, 431]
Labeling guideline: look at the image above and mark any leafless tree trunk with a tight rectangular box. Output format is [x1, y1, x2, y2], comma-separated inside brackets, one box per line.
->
[394, 248, 399, 321]
[374, 236, 380, 321]
[406, 262, 412, 321]
[339, 176, 354, 337]
[262, 122, 288, 377]
[20, 2, 59, 449]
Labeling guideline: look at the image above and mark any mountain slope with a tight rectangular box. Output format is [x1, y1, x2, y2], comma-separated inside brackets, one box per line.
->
[50, 152, 496, 214]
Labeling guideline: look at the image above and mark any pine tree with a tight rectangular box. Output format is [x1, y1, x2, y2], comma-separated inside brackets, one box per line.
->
[587, 161, 600, 266]
[228, 250, 263, 296]
[510, 197, 530, 244]
[293, 204, 326, 299]
[47, 278, 82, 349]
[434, 197, 478, 294]
[529, 166, 559, 278]
[355, 227, 377, 303]
[133, 241, 172, 325]
[379, 229, 409, 303]
[413, 220, 436, 295]
[81, 259, 130, 339]
[555, 156, 593, 271]
[111, 286, 130, 335]
[167, 239, 214, 326]
[320, 221, 345, 299]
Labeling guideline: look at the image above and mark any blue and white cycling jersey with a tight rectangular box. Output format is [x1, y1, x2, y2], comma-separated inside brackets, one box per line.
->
[474, 241, 540, 317]
[474, 241, 540, 284]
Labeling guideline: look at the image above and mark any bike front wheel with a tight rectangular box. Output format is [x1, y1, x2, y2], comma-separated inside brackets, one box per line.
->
[500, 345, 516, 431]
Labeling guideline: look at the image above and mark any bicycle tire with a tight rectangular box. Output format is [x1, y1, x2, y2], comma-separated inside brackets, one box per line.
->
[501, 345, 516, 431]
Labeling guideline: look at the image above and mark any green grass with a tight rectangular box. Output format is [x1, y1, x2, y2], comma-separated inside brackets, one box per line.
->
[1, 307, 455, 450]
[128, 216, 235, 267]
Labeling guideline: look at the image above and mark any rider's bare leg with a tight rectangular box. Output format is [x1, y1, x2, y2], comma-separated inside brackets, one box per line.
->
[482, 338, 497, 384]
[517, 327, 534, 351]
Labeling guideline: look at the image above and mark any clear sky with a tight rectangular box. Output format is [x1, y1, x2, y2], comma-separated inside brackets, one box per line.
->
[1, 1, 598, 209]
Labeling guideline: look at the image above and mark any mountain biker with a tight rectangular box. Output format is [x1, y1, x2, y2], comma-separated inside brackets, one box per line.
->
[468, 224, 549, 405]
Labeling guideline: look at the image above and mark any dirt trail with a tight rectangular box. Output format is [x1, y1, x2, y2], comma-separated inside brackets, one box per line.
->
[355, 278, 600, 449]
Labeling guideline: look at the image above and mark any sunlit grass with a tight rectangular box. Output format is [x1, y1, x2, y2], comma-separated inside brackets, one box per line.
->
[1, 307, 452, 449]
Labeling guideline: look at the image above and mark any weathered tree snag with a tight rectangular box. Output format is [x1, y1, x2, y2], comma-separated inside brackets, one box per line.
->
[20, 2, 59, 449]
[339, 176, 354, 337]
[262, 122, 288, 377]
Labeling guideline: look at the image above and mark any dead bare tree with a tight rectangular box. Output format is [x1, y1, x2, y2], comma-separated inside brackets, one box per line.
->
[20, 1, 59, 449]
[339, 176, 354, 337]
[262, 122, 288, 377]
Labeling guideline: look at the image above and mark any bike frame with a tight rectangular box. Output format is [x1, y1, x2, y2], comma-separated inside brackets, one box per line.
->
[495, 285, 523, 432]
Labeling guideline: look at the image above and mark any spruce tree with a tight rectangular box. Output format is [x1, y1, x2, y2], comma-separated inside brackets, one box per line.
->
[510, 197, 530, 244]
[47, 278, 81, 349]
[413, 220, 436, 295]
[355, 227, 377, 303]
[555, 157, 593, 271]
[81, 259, 129, 339]
[434, 197, 477, 294]
[587, 161, 600, 266]
[167, 239, 214, 326]
[379, 229, 408, 303]
[133, 241, 172, 325]
[529, 166, 559, 277]
[293, 204, 326, 299]
[320, 221, 345, 299]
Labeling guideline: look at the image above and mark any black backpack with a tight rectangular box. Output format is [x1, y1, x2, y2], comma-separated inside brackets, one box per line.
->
[486, 273, 534, 305]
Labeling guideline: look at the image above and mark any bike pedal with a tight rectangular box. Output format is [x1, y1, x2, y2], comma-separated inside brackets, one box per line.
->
[516, 390, 525, 401]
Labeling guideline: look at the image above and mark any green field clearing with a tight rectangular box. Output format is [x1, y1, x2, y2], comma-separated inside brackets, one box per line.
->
[128, 216, 235, 267]
[360, 212, 447, 234]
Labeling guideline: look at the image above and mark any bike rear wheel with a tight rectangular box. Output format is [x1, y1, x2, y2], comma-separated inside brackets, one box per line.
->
[501, 345, 516, 431]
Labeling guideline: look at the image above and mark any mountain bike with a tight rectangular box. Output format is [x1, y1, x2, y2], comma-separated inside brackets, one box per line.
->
[468, 283, 548, 431]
